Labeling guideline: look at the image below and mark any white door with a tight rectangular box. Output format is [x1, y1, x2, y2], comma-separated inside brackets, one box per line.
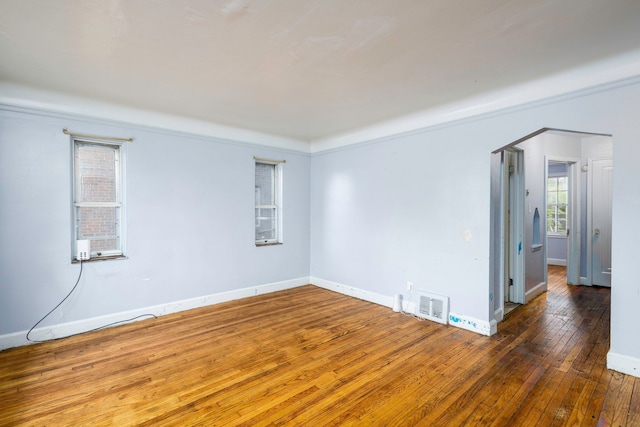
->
[591, 158, 613, 287]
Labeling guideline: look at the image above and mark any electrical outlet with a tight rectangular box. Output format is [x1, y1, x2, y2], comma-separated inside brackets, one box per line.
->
[407, 281, 414, 292]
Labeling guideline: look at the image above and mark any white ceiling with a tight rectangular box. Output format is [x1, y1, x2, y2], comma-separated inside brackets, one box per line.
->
[2, 0, 640, 145]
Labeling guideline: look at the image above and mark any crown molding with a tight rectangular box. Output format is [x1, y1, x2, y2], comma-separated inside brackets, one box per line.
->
[0, 82, 311, 154]
[3, 48, 640, 156]
[310, 49, 640, 153]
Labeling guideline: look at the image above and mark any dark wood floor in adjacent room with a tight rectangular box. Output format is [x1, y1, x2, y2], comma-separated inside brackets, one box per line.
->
[1, 266, 638, 426]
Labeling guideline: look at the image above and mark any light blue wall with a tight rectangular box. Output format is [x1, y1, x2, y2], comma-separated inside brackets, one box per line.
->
[310, 79, 640, 362]
[311, 122, 504, 323]
[0, 107, 311, 335]
[547, 236, 567, 263]
[548, 163, 568, 174]
[518, 136, 546, 293]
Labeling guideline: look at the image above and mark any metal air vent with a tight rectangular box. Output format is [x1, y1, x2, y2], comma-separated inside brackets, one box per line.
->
[416, 291, 449, 325]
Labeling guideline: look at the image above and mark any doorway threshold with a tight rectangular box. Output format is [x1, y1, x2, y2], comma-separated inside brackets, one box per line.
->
[504, 302, 522, 317]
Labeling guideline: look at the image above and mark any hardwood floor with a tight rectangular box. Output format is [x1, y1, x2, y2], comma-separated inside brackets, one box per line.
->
[1, 266, 638, 426]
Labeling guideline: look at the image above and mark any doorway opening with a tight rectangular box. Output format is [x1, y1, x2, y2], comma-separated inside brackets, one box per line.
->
[490, 128, 613, 324]
[502, 147, 525, 315]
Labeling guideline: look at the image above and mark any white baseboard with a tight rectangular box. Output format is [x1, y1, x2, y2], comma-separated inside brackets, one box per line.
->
[0, 276, 310, 351]
[310, 277, 393, 308]
[547, 258, 567, 266]
[449, 312, 497, 336]
[607, 351, 640, 378]
[3, 275, 500, 350]
[490, 319, 498, 335]
[525, 281, 547, 304]
[311, 277, 497, 336]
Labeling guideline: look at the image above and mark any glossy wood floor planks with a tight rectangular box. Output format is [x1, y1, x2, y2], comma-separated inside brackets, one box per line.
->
[1, 266, 638, 426]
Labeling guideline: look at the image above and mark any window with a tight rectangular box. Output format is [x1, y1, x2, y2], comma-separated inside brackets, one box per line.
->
[547, 176, 567, 235]
[255, 160, 282, 245]
[73, 139, 125, 259]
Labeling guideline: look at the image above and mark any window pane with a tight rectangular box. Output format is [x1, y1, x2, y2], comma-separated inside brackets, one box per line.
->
[546, 173, 570, 235]
[255, 207, 276, 241]
[77, 206, 120, 253]
[255, 163, 274, 205]
[558, 191, 567, 205]
[547, 203, 557, 233]
[558, 220, 567, 233]
[75, 143, 117, 203]
[558, 176, 568, 190]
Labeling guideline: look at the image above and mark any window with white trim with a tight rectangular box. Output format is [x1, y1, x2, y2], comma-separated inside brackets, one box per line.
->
[255, 161, 282, 245]
[547, 175, 567, 235]
[73, 139, 125, 258]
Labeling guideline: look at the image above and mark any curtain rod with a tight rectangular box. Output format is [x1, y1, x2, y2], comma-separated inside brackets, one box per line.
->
[253, 156, 286, 163]
[63, 128, 133, 143]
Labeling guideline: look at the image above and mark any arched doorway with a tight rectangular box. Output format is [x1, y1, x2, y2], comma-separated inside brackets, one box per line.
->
[490, 128, 612, 323]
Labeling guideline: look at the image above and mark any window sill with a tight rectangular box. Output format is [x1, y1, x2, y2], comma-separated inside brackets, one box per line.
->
[72, 255, 128, 264]
[255, 242, 282, 247]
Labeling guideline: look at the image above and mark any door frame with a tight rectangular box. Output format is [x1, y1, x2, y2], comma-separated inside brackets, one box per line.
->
[502, 148, 525, 305]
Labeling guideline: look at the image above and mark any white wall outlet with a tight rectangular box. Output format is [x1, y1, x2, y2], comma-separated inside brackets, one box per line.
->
[407, 281, 414, 292]
[76, 239, 91, 260]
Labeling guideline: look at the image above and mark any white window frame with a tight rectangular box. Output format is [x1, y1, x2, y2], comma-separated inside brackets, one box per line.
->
[547, 174, 568, 237]
[72, 138, 126, 259]
[255, 159, 283, 246]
